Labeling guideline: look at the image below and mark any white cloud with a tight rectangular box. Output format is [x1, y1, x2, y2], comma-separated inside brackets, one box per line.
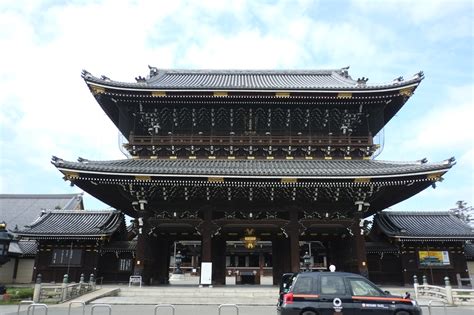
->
[0, 0, 472, 212]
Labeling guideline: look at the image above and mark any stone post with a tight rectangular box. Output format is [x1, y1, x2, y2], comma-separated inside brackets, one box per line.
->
[422, 275, 428, 285]
[33, 274, 42, 303]
[413, 275, 419, 300]
[89, 273, 96, 290]
[445, 276, 453, 305]
[79, 273, 84, 292]
[61, 274, 69, 302]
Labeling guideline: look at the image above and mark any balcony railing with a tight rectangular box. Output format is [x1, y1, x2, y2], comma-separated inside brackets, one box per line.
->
[128, 134, 373, 147]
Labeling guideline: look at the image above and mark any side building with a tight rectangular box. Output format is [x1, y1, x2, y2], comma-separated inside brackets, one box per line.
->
[368, 211, 474, 285]
[0, 194, 83, 283]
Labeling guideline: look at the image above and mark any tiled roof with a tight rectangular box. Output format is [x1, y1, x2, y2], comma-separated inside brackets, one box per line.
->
[82, 68, 424, 91]
[374, 211, 474, 240]
[17, 210, 123, 239]
[8, 240, 38, 257]
[101, 240, 137, 253]
[52, 158, 453, 179]
[0, 193, 84, 233]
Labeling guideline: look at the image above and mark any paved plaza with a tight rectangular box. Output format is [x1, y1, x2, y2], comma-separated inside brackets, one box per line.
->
[1, 284, 473, 315]
[2, 303, 474, 315]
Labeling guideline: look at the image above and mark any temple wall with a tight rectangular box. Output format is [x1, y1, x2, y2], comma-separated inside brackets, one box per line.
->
[0, 259, 14, 283]
[15, 258, 35, 283]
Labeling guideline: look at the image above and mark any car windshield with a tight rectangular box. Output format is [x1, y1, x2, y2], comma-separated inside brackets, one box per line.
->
[349, 278, 384, 297]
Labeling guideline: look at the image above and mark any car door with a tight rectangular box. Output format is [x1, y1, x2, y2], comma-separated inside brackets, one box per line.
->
[347, 277, 394, 314]
[318, 274, 355, 315]
[278, 273, 296, 306]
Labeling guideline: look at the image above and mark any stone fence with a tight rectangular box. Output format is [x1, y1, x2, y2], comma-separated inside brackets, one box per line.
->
[33, 273, 96, 303]
[413, 275, 474, 306]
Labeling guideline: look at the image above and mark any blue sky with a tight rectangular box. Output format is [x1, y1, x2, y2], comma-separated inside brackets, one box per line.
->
[0, 0, 472, 213]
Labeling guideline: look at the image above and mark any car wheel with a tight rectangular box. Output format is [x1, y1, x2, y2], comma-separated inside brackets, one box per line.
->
[301, 311, 317, 315]
[395, 311, 410, 315]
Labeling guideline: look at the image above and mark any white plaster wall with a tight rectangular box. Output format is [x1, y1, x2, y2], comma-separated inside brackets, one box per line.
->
[15, 259, 34, 283]
[0, 260, 14, 283]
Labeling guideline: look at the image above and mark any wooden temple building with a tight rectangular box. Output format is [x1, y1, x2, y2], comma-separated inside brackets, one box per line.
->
[15, 67, 472, 286]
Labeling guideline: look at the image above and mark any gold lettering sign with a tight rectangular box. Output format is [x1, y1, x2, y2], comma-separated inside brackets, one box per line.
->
[151, 91, 166, 97]
[213, 91, 228, 97]
[354, 177, 371, 183]
[281, 178, 297, 183]
[275, 92, 290, 98]
[135, 176, 151, 181]
[337, 92, 352, 99]
[208, 177, 224, 183]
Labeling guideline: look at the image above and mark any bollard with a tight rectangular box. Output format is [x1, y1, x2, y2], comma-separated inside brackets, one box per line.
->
[61, 274, 69, 302]
[17, 300, 33, 315]
[91, 304, 112, 315]
[413, 275, 419, 300]
[26, 303, 48, 315]
[444, 276, 453, 305]
[218, 304, 240, 315]
[422, 275, 428, 285]
[154, 304, 176, 315]
[33, 274, 42, 303]
[68, 301, 85, 315]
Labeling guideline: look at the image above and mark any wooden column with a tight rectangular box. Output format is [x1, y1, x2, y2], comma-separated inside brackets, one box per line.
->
[201, 209, 213, 263]
[289, 210, 301, 273]
[212, 237, 226, 285]
[154, 238, 170, 284]
[134, 210, 152, 284]
[272, 237, 292, 284]
[353, 216, 369, 277]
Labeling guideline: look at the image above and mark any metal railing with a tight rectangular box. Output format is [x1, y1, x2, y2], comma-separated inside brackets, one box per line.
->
[218, 304, 239, 315]
[154, 304, 176, 315]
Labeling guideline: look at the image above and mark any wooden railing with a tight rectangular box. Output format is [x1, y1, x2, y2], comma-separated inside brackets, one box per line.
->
[128, 134, 373, 147]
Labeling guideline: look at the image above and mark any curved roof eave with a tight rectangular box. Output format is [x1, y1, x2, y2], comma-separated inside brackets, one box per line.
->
[51, 158, 453, 180]
[81, 69, 423, 94]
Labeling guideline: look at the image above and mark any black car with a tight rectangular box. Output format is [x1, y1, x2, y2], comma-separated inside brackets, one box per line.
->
[277, 271, 421, 315]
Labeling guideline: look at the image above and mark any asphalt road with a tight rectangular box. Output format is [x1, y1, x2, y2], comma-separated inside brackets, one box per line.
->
[2, 304, 474, 315]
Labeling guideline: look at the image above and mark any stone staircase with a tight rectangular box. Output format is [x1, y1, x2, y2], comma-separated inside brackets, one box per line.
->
[91, 285, 279, 305]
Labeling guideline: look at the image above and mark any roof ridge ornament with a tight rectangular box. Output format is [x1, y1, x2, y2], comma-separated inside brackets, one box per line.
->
[413, 71, 424, 80]
[81, 69, 91, 79]
[148, 65, 159, 77]
[340, 66, 350, 78]
[357, 77, 369, 86]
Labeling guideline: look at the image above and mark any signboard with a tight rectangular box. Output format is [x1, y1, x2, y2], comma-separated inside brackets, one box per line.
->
[200, 262, 212, 285]
[418, 250, 450, 267]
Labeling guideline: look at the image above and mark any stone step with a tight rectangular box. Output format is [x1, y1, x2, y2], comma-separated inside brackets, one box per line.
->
[119, 289, 278, 297]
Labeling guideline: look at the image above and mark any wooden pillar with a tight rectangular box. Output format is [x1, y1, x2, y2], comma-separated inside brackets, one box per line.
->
[353, 216, 368, 277]
[289, 210, 301, 273]
[201, 209, 212, 263]
[154, 238, 170, 284]
[134, 210, 152, 284]
[212, 238, 226, 285]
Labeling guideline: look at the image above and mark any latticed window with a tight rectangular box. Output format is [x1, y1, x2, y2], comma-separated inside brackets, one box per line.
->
[118, 258, 132, 271]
